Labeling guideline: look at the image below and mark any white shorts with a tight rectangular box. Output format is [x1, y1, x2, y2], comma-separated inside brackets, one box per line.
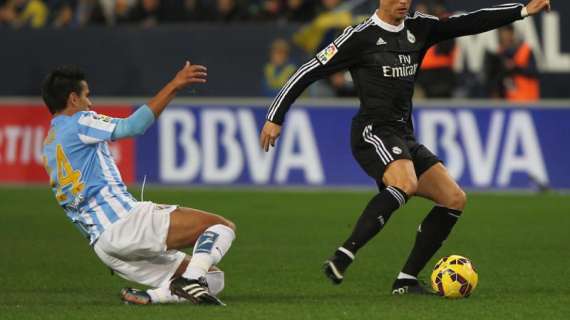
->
[93, 201, 186, 288]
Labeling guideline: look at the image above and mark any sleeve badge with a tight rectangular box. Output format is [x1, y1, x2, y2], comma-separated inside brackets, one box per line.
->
[316, 43, 339, 65]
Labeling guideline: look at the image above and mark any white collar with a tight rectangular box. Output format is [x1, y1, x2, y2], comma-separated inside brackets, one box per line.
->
[371, 10, 405, 33]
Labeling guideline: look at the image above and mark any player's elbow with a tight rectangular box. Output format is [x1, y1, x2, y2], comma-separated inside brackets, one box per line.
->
[131, 122, 149, 137]
[123, 105, 155, 137]
[112, 118, 151, 140]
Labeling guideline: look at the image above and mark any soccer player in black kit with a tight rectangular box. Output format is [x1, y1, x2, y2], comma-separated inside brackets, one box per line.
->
[260, 0, 551, 294]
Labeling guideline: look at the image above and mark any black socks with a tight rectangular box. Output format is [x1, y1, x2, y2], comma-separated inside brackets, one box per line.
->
[341, 186, 408, 254]
[402, 206, 462, 277]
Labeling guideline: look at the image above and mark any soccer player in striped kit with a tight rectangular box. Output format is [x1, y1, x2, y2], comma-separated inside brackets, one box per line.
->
[260, 0, 551, 294]
[42, 62, 234, 305]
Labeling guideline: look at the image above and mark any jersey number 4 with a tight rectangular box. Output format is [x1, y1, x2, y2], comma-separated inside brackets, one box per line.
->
[55, 144, 85, 202]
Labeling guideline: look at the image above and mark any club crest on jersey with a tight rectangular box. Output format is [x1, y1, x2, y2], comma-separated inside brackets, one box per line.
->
[392, 147, 403, 155]
[407, 30, 416, 44]
[317, 43, 338, 65]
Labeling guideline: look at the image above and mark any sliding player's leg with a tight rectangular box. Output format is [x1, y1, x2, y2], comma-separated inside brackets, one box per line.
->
[93, 202, 235, 305]
[145, 269, 225, 304]
[121, 258, 226, 305]
[165, 207, 236, 305]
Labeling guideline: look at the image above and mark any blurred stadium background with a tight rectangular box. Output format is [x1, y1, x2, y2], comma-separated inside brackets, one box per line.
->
[1, 0, 569, 319]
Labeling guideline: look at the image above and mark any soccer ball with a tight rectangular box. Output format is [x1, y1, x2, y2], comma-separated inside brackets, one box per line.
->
[431, 255, 478, 298]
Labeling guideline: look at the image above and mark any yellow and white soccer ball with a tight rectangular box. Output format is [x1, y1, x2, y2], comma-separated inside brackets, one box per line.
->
[431, 255, 478, 299]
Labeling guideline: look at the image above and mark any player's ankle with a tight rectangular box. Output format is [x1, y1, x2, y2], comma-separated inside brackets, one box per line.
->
[332, 247, 355, 272]
[183, 264, 209, 280]
[337, 247, 355, 261]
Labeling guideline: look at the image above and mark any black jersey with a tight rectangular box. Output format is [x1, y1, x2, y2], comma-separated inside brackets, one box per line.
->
[266, 3, 526, 130]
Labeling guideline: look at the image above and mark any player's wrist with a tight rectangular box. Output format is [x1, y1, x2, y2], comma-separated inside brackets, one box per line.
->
[266, 119, 283, 127]
[168, 80, 183, 92]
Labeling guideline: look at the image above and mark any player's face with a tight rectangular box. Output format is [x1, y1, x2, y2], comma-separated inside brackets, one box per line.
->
[381, 0, 412, 20]
[73, 81, 92, 112]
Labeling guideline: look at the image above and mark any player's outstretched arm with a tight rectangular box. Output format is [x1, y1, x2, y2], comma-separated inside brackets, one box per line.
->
[109, 61, 207, 140]
[260, 23, 368, 152]
[147, 61, 207, 117]
[426, 1, 551, 45]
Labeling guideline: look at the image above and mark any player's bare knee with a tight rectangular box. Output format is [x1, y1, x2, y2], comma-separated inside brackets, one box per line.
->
[396, 176, 418, 196]
[210, 215, 236, 233]
[188, 217, 236, 244]
[406, 178, 418, 196]
[383, 163, 417, 196]
[222, 219, 237, 233]
[457, 190, 468, 210]
[445, 189, 467, 211]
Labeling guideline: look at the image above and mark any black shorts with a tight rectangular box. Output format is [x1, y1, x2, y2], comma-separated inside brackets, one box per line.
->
[351, 120, 441, 186]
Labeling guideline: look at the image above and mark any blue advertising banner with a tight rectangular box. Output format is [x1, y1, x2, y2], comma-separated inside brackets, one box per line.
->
[136, 103, 570, 189]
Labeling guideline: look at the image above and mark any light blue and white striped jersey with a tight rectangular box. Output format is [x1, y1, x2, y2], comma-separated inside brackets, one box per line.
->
[43, 111, 137, 245]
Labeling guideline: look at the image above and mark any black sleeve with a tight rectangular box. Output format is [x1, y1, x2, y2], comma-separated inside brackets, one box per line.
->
[425, 3, 525, 46]
[266, 23, 368, 125]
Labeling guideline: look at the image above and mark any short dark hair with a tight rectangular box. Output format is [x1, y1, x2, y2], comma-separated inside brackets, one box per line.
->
[41, 66, 86, 115]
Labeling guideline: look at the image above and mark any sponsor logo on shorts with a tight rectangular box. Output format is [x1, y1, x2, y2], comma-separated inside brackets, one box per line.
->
[392, 147, 402, 155]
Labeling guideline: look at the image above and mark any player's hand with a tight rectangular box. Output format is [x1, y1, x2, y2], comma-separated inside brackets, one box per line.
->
[172, 61, 207, 90]
[260, 120, 282, 152]
[525, 0, 551, 16]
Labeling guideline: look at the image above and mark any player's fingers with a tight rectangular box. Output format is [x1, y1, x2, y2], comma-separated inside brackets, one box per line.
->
[190, 72, 208, 78]
[190, 65, 207, 72]
[189, 77, 207, 83]
[261, 131, 272, 150]
[265, 136, 272, 151]
[270, 131, 280, 146]
[188, 78, 208, 83]
[262, 138, 268, 152]
[262, 134, 271, 152]
[187, 76, 207, 83]
[187, 73, 207, 83]
[184, 61, 191, 69]
[260, 132, 267, 149]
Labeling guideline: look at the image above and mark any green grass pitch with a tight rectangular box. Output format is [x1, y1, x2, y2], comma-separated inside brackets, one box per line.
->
[1, 187, 569, 319]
